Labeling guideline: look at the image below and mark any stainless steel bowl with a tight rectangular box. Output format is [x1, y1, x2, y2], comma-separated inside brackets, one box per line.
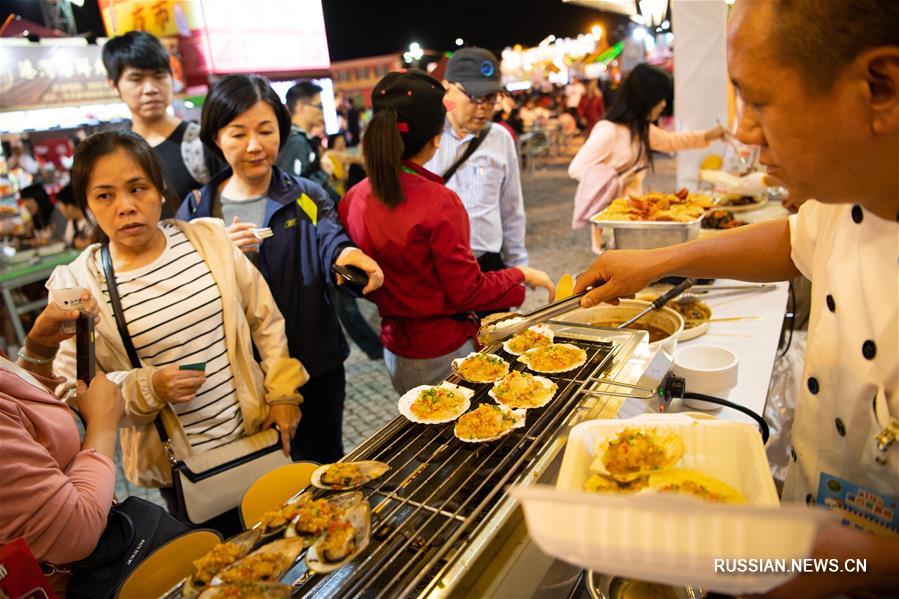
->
[586, 571, 706, 599]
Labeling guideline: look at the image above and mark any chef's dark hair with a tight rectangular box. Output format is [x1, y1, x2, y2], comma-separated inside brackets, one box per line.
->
[364, 70, 446, 208]
[102, 30, 172, 85]
[70, 129, 177, 242]
[201, 74, 292, 162]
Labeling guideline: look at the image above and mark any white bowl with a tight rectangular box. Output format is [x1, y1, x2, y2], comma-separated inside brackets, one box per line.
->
[672, 345, 738, 410]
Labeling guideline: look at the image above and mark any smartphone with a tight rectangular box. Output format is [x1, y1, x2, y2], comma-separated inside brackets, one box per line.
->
[75, 312, 95, 384]
[332, 263, 369, 288]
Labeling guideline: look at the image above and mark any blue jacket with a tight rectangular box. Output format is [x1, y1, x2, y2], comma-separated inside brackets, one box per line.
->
[177, 166, 350, 378]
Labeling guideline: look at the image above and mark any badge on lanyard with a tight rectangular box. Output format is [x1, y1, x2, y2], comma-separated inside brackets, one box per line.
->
[816, 472, 899, 536]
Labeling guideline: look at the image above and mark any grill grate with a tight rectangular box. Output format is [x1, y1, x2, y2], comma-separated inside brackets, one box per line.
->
[285, 333, 620, 598]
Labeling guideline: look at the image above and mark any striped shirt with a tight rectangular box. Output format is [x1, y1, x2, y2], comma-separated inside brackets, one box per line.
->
[425, 120, 529, 266]
[97, 223, 243, 450]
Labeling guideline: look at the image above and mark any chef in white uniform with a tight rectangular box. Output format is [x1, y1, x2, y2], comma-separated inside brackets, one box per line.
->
[574, 1, 899, 597]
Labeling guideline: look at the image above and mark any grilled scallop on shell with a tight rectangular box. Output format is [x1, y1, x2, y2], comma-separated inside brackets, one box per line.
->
[182, 528, 262, 596]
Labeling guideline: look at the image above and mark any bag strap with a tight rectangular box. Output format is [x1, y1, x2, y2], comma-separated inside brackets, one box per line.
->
[442, 125, 490, 183]
[100, 245, 173, 449]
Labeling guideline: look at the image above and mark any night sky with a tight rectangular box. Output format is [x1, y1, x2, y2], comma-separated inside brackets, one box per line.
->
[3, 0, 630, 61]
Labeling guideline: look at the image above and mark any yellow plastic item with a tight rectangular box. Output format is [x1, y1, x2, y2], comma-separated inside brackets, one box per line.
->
[555, 273, 575, 301]
[699, 154, 723, 171]
[239, 461, 318, 528]
[117, 529, 221, 599]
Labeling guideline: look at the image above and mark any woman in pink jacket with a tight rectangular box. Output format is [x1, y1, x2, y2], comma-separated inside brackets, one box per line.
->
[568, 63, 728, 196]
[0, 295, 123, 589]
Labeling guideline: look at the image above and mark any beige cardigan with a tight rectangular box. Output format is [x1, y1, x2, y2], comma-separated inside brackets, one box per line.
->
[50, 218, 308, 487]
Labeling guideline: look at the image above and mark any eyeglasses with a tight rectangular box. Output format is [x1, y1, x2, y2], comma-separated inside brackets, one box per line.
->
[305, 102, 324, 111]
[452, 83, 500, 106]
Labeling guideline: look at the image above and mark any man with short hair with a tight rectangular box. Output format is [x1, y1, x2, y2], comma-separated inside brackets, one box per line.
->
[102, 31, 223, 214]
[425, 47, 529, 277]
[575, 1, 898, 596]
[278, 81, 339, 201]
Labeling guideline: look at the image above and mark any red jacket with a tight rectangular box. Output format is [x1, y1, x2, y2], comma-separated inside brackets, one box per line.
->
[578, 94, 606, 133]
[339, 161, 526, 359]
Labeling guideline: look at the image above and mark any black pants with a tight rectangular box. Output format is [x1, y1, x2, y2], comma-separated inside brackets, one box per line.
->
[158, 486, 244, 537]
[332, 289, 383, 360]
[476, 252, 510, 319]
[290, 365, 346, 464]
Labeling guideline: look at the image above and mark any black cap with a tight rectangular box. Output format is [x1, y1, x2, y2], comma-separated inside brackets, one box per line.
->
[372, 70, 446, 145]
[445, 47, 502, 97]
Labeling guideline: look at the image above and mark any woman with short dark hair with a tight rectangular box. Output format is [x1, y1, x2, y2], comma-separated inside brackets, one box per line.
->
[177, 74, 383, 464]
[49, 129, 305, 534]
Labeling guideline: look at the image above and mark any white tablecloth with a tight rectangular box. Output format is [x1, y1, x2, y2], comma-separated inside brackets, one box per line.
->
[667, 279, 790, 426]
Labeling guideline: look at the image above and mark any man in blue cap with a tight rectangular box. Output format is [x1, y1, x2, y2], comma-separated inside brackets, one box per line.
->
[426, 47, 529, 297]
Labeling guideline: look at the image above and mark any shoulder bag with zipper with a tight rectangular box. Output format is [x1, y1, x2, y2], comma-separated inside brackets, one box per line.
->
[100, 244, 292, 525]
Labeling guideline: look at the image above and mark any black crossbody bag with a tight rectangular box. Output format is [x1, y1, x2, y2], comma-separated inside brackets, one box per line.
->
[442, 125, 490, 182]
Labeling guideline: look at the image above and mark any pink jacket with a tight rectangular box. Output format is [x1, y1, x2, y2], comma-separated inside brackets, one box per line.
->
[0, 361, 115, 566]
[571, 162, 621, 230]
[568, 120, 709, 196]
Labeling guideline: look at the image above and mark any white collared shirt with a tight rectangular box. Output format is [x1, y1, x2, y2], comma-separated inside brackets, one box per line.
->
[425, 119, 529, 267]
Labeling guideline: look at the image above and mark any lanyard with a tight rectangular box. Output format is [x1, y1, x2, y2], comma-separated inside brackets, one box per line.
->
[400, 165, 419, 177]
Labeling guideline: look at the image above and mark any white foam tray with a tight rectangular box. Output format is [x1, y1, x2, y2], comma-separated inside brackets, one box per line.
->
[510, 414, 833, 595]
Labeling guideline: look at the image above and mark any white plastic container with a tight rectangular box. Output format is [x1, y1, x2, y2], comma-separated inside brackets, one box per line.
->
[510, 415, 832, 595]
[672, 345, 739, 411]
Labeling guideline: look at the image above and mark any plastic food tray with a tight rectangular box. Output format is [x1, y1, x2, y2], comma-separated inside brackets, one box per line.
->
[590, 215, 702, 250]
[510, 414, 832, 595]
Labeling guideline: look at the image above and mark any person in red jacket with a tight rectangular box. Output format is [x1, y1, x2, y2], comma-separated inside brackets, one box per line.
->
[577, 79, 606, 133]
[339, 70, 555, 394]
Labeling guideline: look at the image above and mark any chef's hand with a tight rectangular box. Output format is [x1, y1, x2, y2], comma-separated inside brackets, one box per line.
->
[226, 216, 260, 254]
[574, 249, 660, 307]
[152, 365, 206, 404]
[336, 247, 384, 295]
[743, 523, 899, 599]
[262, 403, 301, 456]
[515, 266, 556, 303]
[29, 289, 100, 347]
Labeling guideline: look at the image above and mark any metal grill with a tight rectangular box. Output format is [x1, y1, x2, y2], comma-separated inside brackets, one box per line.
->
[279, 324, 634, 599]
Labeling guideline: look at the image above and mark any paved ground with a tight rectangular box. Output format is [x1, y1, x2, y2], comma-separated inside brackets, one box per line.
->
[115, 149, 677, 504]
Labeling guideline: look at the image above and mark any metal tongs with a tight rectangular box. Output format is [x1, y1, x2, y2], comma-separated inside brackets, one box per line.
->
[475, 290, 590, 346]
[476, 278, 696, 346]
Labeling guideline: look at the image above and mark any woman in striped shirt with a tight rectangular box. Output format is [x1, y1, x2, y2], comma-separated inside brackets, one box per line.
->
[49, 130, 306, 529]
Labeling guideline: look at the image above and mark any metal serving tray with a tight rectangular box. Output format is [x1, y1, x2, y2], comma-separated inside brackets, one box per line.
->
[590, 215, 703, 250]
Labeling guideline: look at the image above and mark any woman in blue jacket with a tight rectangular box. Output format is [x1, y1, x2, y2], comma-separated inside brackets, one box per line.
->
[176, 75, 383, 463]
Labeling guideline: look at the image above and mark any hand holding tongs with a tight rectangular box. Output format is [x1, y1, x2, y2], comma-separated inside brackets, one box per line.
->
[475, 290, 590, 346]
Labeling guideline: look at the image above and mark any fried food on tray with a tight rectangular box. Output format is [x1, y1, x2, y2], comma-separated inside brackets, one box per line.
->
[593, 427, 685, 482]
[455, 353, 510, 383]
[410, 386, 467, 420]
[454, 404, 523, 442]
[594, 189, 713, 223]
[520, 343, 587, 373]
[505, 327, 553, 355]
[191, 543, 247, 587]
[648, 469, 745, 504]
[491, 371, 557, 409]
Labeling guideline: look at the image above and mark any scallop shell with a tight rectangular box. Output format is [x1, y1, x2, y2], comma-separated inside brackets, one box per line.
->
[590, 427, 685, 482]
[306, 501, 371, 574]
[284, 491, 363, 540]
[211, 538, 304, 585]
[453, 404, 526, 443]
[645, 468, 745, 504]
[311, 461, 390, 491]
[517, 343, 588, 374]
[488, 372, 558, 409]
[182, 529, 262, 597]
[501, 324, 555, 356]
[451, 352, 511, 383]
[257, 491, 314, 536]
[397, 382, 474, 424]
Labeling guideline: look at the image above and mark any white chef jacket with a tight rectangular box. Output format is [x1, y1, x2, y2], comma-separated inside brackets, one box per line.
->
[783, 201, 898, 535]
